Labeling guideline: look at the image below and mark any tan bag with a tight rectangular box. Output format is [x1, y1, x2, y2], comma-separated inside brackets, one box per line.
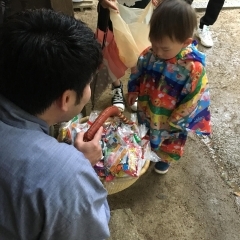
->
[110, 2, 154, 68]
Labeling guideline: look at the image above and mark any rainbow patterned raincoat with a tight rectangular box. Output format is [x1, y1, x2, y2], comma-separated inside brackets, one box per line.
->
[128, 41, 211, 162]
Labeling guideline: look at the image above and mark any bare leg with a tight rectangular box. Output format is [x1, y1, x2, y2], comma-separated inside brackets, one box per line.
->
[112, 79, 121, 87]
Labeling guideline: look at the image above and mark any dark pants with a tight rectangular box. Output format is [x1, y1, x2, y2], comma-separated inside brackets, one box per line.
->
[200, 0, 225, 27]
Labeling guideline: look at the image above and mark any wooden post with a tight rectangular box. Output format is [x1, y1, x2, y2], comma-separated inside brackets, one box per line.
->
[50, 0, 74, 16]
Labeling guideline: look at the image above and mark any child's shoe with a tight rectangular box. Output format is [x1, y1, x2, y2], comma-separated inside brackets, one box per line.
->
[112, 82, 125, 112]
[130, 98, 138, 111]
[154, 161, 170, 174]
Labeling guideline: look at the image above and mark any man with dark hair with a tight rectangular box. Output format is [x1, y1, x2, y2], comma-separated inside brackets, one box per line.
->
[0, 9, 110, 239]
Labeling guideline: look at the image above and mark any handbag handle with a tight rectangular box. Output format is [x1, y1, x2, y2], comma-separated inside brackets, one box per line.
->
[83, 106, 132, 141]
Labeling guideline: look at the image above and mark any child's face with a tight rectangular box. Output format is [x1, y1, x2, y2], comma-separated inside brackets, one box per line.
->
[150, 36, 191, 60]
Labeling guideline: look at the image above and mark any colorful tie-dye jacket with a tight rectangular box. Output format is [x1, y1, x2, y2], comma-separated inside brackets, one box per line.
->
[128, 42, 211, 153]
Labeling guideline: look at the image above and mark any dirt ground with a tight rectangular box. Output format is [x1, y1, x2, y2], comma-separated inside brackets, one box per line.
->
[75, 4, 240, 240]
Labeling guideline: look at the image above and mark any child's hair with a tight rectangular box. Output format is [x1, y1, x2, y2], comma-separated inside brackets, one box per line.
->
[149, 0, 197, 43]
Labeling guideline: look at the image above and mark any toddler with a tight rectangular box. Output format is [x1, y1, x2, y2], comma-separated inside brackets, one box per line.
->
[127, 0, 211, 174]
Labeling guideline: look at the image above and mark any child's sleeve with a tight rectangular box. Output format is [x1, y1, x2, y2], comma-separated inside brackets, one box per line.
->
[168, 61, 211, 135]
[127, 48, 150, 94]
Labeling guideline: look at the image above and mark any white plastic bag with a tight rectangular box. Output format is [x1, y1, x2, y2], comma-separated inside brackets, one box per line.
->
[110, 2, 154, 68]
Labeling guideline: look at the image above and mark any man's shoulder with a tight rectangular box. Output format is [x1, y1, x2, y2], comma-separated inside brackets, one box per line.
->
[0, 125, 108, 240]
[0, 125, 104, 206]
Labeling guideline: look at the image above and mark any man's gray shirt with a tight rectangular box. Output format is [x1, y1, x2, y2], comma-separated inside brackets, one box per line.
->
[0, 95, 110, 240]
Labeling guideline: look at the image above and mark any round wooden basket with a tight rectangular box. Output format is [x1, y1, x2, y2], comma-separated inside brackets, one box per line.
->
[102, 160, 150, 195]
[81, 106, 150, 195]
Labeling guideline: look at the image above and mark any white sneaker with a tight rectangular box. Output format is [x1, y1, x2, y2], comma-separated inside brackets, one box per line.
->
[196, 25, 213, 48]
[130, 99, 138, 111]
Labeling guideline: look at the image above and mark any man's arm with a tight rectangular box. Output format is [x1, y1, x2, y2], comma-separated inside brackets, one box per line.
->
[39, 148, 110, 240]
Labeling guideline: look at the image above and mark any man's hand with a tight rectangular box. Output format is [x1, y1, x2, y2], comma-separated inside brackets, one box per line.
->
[100, 0, 119, 11]
[74, 127, 103, 166]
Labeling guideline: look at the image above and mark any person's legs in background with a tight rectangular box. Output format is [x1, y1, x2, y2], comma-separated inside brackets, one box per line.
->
[97, 4, 126, 111]
[113, 0, 151, 111]
[98, 0, 151, 112]
[196, 0, 225, 47]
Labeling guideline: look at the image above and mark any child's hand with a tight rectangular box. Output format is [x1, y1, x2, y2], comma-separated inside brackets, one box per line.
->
[128, 92, 138, 106]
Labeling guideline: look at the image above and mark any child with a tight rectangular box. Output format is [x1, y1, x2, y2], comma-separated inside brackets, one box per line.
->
[127, 0, 211, 174]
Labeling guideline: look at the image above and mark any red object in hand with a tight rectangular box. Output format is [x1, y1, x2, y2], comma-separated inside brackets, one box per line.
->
[83, 106, 132, 142]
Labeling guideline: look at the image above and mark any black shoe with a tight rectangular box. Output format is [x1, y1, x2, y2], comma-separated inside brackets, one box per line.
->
[154, 161, 170, 174]
[112, 82, 125, 112]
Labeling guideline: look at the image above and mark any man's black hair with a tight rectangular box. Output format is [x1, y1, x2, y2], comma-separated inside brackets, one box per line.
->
[0, 8, 102, 115]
